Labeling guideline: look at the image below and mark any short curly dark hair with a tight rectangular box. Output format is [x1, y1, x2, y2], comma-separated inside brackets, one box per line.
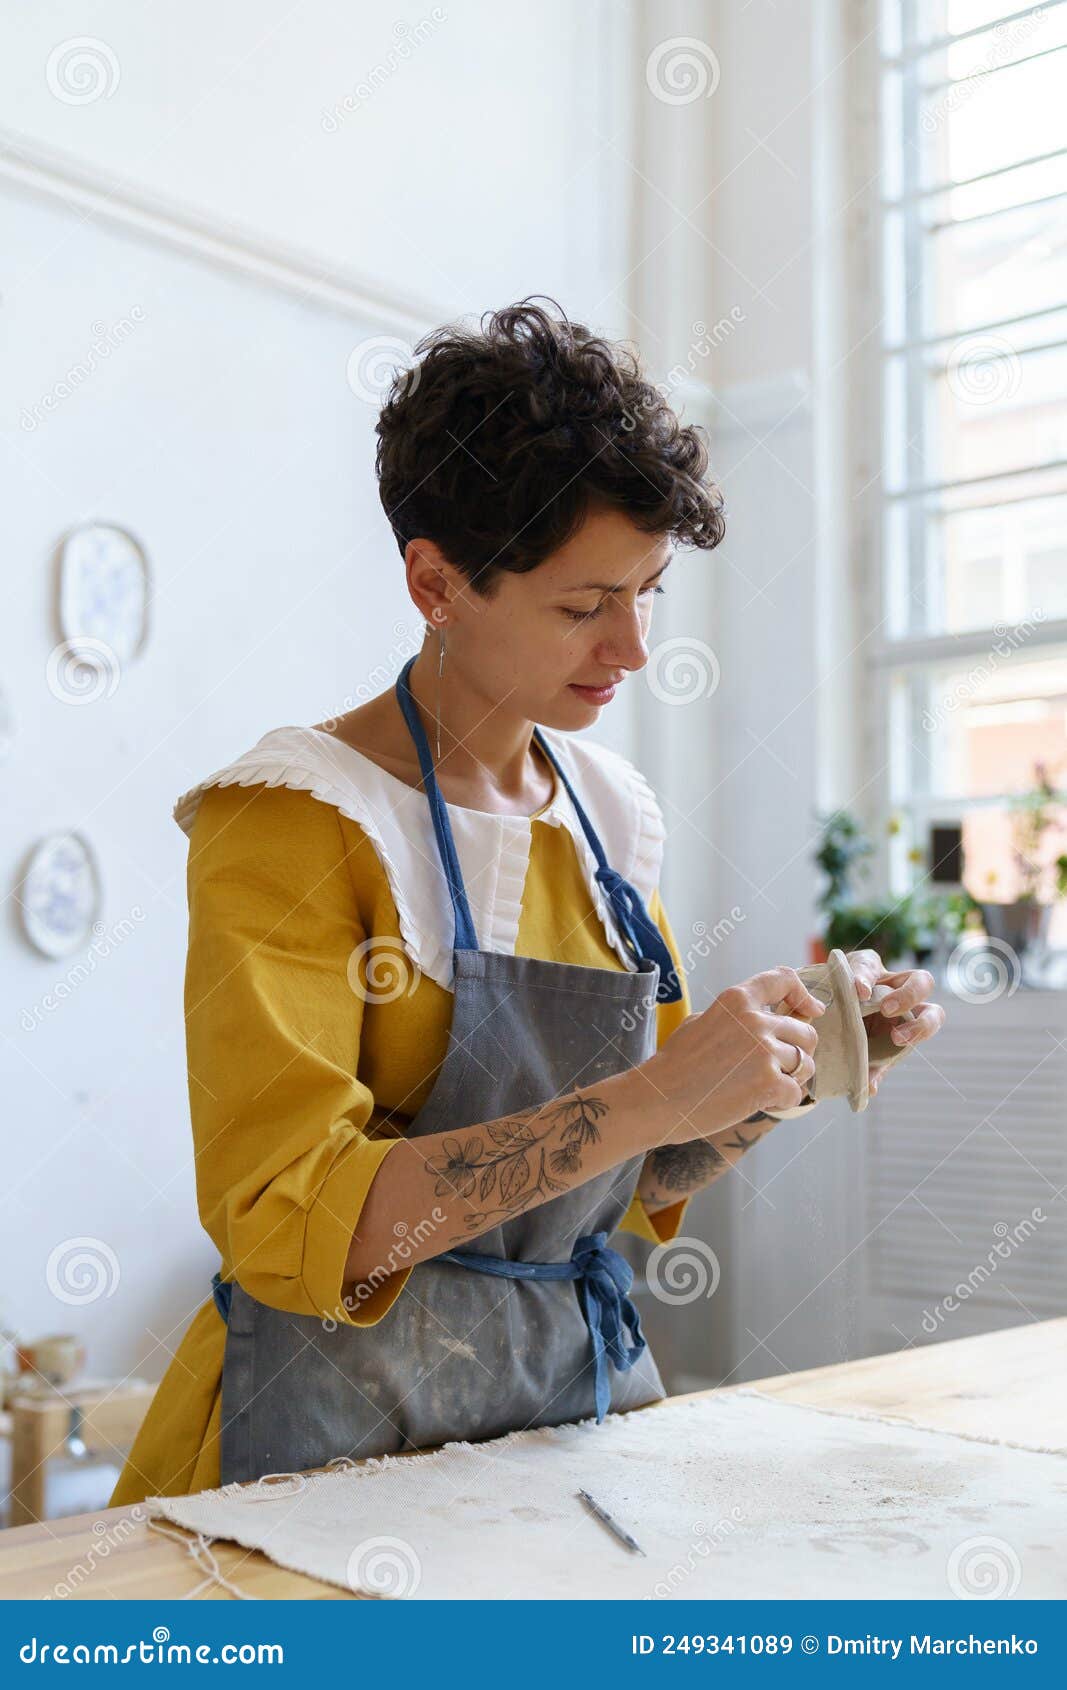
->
[374, 296, 725, 596]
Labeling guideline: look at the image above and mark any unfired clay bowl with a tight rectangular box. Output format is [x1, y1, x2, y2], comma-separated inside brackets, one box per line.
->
[767, 947, 918, 1117]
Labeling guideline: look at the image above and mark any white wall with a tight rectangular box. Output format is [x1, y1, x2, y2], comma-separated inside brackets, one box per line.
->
[0, 2, 634, 320]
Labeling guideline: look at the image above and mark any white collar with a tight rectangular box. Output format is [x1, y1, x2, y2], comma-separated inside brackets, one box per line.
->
[173, 724, 666, 992]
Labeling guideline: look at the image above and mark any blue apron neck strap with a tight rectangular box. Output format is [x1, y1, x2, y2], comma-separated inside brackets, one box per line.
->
[394, 654, 479, 952]
[393, 652, 682, 1001]
[531, 728, 682, 1003]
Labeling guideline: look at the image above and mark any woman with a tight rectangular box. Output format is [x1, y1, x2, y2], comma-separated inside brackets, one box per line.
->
[110, 300, 944, 1504]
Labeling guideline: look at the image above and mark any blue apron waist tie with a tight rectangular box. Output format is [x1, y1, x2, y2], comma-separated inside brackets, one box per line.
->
[211, 1233, 646, 1425]
[437, 1229, 646, 1424]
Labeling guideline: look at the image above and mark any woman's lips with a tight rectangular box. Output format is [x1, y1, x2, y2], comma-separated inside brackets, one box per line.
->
[568, 682, 617, 704]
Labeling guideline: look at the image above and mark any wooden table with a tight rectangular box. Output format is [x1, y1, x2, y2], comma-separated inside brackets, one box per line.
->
[1, 1319, 1062, 1600]
[1, 1381, 156, 1530]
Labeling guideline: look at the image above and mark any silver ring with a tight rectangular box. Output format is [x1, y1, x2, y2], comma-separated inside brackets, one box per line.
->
[782, 1042, 802, 1076]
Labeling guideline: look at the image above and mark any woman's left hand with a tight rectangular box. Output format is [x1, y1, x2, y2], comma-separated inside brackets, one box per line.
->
[842, 949, 946, 1098]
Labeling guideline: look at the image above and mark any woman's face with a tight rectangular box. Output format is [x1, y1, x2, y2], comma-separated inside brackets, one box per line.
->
[440, 504, 673, 729]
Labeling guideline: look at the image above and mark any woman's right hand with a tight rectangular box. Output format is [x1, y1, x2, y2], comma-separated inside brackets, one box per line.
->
[634, 967, 825, 1144]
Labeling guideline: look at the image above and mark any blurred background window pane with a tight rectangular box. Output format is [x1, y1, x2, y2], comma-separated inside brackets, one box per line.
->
[892, 649, 1067, 941]
[881, 0, 1067, 932]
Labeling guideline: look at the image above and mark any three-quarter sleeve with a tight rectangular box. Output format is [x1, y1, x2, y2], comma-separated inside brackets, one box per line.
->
[184, 780, 410, 1327]
[618, 886, 695, 1246]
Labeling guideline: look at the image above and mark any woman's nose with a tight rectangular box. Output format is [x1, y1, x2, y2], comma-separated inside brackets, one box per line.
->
[597, 605, 650, 670]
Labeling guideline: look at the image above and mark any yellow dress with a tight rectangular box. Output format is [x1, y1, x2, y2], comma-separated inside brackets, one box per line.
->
[109, 776, 693, 1508]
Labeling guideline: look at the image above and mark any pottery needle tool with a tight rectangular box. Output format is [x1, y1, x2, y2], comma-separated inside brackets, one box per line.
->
[577, 1487, 646, 1555]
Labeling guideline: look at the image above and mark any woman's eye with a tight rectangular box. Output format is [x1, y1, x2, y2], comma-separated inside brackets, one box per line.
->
[562, 585, 665, 624]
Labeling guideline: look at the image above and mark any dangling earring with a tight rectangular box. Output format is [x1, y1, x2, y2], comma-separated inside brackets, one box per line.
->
[435, 624, 445, 762]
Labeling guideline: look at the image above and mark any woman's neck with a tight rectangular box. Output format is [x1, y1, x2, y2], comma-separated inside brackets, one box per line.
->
[313, 650, 556, 817]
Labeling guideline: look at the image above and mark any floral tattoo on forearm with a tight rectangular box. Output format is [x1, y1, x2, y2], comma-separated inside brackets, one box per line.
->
[430, 1089, 608, 1235]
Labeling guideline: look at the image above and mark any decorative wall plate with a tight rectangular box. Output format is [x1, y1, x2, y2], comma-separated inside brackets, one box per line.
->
[56, 522, 150, 667]
[19, 831, 102, 958]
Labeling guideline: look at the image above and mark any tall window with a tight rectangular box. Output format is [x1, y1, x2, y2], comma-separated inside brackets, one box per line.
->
[880, 0, 1067, 941]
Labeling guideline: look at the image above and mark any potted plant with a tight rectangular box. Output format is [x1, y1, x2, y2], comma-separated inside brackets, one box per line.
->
[812, 809, 979, 968]
[906, 886, 980, 968]
[979, 762, 1065, 959]
[812, 809, 918, 966]
[824, 896, 918, 968]
[811, 809, 875, 960]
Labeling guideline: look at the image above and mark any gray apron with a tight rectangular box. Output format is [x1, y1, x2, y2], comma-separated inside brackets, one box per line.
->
[212, 654, 683, 1483]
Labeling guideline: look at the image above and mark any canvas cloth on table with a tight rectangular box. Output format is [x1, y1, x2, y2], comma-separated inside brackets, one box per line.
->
[145, 1387, 1067, 1601]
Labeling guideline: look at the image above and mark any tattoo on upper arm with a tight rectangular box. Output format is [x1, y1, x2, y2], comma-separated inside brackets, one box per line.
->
[718, 1126, 761, 1154]
[639, 1125, 770, 1215]
[646, 1141, 726, 1195]
[427, 1091, 607, 1232]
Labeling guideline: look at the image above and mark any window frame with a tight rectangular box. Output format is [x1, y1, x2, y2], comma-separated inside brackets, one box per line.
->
[872, 0, 1067, 907]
